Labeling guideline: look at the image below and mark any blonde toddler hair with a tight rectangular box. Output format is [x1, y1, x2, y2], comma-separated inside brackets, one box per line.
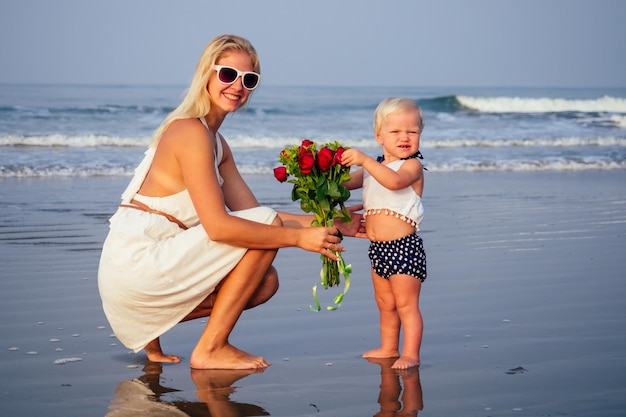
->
[373, 97, 424, 135]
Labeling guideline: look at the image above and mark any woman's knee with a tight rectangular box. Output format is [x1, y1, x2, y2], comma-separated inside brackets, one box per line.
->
[246, 266, 279, 308]
[264, 265, 280, 296]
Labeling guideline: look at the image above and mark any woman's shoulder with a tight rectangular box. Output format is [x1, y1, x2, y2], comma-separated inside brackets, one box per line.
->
[161, 118, 212, 146]
[165, 118, 207, 135]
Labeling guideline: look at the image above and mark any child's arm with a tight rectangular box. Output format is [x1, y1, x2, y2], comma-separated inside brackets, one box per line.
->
[342, 149, 422, 190]
[343, 167, 364, 190]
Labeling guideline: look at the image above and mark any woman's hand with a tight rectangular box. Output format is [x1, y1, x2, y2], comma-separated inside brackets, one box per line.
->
[297, 226, 344, 260]
[336, 205, 367, 238]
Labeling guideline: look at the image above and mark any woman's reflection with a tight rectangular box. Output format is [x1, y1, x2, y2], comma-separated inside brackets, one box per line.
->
[366, 357, 424, 416]
[106, 362, 269, 417]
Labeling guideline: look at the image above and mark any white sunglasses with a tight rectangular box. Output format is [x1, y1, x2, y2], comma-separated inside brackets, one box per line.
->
[214, 65, 261, 90]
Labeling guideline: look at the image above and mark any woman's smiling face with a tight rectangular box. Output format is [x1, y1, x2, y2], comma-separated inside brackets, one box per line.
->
[208, 50, 255, 114]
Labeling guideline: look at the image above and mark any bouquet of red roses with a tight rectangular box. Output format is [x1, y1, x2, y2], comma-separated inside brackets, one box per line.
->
[274, 139, 353, 311]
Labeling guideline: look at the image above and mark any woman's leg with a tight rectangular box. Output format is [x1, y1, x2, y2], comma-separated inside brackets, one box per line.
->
[144, 337, 183, 363]
[144, 266, 279, 363]
[189, 245, 278, 369]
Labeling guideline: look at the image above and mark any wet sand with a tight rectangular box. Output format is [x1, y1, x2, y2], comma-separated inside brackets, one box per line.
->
[1, 171, 625, 416]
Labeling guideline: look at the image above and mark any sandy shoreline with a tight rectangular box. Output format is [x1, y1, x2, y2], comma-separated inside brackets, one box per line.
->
[1, 171, 625, 416]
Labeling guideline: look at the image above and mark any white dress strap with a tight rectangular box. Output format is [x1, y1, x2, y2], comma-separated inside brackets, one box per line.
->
[199, 117, 225, 185]
[120, 147, 156, 204]
[120, 118, 224, 205]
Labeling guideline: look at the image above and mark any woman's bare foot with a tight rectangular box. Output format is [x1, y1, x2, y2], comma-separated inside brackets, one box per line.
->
[362, 347, 400, 359]
[190, 343, 270, 370]
[144, 338, 181, 363]
[391, 355, 420, 369]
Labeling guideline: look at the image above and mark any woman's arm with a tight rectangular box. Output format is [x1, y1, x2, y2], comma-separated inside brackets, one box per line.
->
[218, 135, 261, 211]
[168, 120, 342, 255]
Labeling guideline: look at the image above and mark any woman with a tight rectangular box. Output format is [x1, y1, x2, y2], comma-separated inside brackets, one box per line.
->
[98, 34, 362, 370]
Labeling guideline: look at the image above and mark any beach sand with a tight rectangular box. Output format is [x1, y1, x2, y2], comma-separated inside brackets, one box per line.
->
[1, 171, 625, 416]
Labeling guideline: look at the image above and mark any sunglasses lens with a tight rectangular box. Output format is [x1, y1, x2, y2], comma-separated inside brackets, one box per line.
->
[218, 67, 238, 84]
[216, 66, 259, 89]
[243, 73, 259, 89]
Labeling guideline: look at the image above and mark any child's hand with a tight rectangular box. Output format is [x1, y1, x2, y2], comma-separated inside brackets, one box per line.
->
[341, 148, 368, 167]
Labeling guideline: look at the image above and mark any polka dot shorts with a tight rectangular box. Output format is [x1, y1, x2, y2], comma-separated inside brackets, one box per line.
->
[368, 232, 427, 281]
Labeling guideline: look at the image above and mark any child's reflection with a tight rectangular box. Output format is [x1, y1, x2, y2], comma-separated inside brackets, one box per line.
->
[366, 357, 424, 416]
[106, 362, 269, 417]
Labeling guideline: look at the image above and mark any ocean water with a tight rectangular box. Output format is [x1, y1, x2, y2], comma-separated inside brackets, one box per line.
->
[1, 84, 625, 177]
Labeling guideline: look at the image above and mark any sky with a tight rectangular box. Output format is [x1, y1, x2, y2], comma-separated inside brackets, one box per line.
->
[1, 0, 625, 88]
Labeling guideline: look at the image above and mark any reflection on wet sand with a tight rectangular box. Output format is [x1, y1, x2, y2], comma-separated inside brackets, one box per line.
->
[366, 357, 424, 416]
[106, 359, 423, 416]
[106, 362, 269, 417]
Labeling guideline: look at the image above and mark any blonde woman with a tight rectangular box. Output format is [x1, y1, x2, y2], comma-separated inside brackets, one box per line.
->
[98, 35, 362, 370]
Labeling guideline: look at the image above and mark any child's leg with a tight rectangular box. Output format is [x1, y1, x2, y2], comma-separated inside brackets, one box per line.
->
[363, 269, 401, 359]
[389, 274, 422, 369]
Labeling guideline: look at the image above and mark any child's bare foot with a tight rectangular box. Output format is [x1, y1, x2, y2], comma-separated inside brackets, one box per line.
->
[190, 343, 270, 370]
[144, 338, 181, 363]
[391, 355, 420, 369]
[362, 347, 400, 359]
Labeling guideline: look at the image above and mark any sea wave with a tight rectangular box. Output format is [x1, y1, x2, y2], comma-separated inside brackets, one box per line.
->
[456, 95, 626, 113]
[0, 166, 133, 178]
[0, 134, 151, 147]
[610, 115, 626, 128]
[0, 103, 172, 117]
[2, 134, 624, 149]
[3, 159, 624, 178]
[423, 136, 626, 148]
[0, 134, 377, 149]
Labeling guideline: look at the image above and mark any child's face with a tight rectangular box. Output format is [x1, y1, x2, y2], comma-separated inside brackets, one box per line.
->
[375, 110, 421, 162]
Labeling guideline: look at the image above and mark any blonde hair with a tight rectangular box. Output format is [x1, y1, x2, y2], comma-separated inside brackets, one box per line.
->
[150, 34, 260, 147]
[373, 97, 424, 135]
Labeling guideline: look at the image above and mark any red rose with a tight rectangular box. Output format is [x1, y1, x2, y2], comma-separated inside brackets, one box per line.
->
[298, 150, 315, 175]
[299, 140, 313, 156]
[273, 166, 288, 182]
[316, 146, 334, 171]
[333, 146, 346, 166]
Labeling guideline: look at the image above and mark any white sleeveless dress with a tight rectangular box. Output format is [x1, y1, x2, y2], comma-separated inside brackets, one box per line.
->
[98, 120, 277, 352]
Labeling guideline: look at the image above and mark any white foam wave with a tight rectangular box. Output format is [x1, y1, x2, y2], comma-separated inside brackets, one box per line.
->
[0, 134, 150, 147]
[224, 135, 376, 149]
[429, 160, 626, 172]
[610, 115, 626, 128]
[457, 95, 626, 113]
[0, 166, 132, 178]
[2, 159, 623, 178]
[3, 134, 623, 150]
[422, 136, 626, 148]
[0, 134, 375, 149]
